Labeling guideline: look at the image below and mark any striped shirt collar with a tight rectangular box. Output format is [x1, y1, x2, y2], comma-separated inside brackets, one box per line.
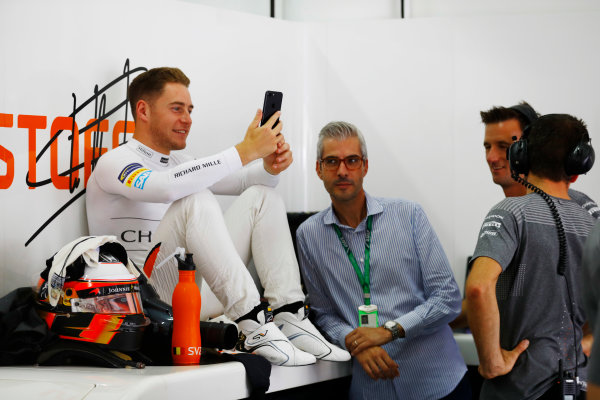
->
[323, 192, 384, 228]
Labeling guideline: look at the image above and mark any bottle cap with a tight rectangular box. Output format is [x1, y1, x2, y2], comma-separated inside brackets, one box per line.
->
[176, 253, 196, 271]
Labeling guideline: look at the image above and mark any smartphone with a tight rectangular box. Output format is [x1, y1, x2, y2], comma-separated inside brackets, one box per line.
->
[260, 90, 283, 128]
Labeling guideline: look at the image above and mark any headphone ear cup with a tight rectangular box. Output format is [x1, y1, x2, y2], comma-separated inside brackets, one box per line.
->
[508, 139, 529, 175]
[565, 142, 595, 176]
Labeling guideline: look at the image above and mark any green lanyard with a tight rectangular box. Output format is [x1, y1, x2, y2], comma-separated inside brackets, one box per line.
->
[332, 215, 373, 305]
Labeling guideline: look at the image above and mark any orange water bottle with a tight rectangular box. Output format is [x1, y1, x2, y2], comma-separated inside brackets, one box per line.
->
[171, 253, 202, 365]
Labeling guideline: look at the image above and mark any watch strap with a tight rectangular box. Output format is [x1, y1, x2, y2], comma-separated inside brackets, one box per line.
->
[384, 321, 401, 340]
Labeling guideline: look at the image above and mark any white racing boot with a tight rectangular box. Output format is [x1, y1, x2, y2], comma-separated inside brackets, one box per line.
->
[236, 309, 316, 366]
[274, 306, 351, 362]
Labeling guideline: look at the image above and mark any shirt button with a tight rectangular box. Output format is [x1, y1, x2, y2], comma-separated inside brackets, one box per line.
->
[360, 258, 364, 262]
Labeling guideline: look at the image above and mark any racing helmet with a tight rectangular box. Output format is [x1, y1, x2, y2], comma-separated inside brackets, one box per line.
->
[36, 240, 150, 352]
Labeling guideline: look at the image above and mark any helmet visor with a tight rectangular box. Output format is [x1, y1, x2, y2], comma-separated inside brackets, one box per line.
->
[71, 291, 143, 314]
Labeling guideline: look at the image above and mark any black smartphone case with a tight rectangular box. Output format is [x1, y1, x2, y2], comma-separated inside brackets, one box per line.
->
[261, 91, 283, 127]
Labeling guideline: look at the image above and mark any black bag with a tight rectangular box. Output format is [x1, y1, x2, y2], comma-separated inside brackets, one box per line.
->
[0, 287, 57, 365]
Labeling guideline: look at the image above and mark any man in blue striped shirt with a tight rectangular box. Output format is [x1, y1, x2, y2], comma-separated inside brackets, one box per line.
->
[296, 121, 470, 399]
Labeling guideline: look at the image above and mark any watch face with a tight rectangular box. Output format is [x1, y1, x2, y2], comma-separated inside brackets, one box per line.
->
[385, 321, 395, 329]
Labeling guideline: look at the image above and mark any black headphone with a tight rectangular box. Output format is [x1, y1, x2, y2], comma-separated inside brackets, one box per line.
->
[506, 104, 537, 175]
[507, 107, 595, 176]
[565, 137, 595, 176]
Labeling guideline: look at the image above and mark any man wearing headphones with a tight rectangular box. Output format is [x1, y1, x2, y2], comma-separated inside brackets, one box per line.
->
[450, 102, 600, 332]
[466, 114, 596, 399]
[480, 101, 599, 217]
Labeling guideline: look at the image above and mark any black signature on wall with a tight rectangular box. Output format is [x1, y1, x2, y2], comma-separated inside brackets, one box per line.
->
[24, 59, 147, 246]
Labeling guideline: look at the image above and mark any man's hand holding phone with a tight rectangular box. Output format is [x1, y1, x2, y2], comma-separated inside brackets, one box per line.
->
[235, 108, 283, 166]
[236, 90, 292, 174]
[259, 90, 292, 174]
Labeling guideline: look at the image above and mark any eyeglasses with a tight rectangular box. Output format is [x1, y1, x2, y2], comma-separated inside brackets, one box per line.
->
[319, 156, 365, 171]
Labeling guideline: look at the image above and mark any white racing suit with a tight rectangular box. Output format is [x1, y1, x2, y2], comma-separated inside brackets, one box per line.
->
[86, 138, 304, 320]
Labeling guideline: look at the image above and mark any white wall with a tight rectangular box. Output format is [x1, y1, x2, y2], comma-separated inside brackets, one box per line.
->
[1, 0, 599, 298]
[410, 0, 600, 18]
[184, 0, 600, 20]
[182, 0, 403, 20]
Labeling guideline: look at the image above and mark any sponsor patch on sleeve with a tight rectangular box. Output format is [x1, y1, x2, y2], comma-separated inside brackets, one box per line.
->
[133, 170, 151, 190]
[118, 163, 143, 183]
[479, 215, 504, 239]
[125, 168, 149, 187]
[482, 221, 502, 229]
[480, 230, 498, 238]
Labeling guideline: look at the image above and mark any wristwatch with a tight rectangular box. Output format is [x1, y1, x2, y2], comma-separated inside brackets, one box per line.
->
[383, 320, 402, 340]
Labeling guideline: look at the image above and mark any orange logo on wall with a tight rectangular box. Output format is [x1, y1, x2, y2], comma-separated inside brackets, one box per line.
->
[0, 60, 148, 246]
[0, 114, 135, 190]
